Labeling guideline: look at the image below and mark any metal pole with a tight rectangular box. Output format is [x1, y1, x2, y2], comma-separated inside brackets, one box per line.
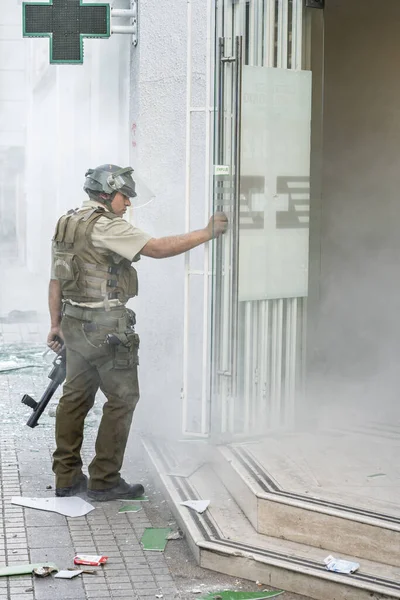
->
[111, 25, 136, 34]
[111, 9, 136, 17]
[212, 37, 225, 431]
[182, 0, 192, 435]
[201, 0, 213, 435]
[265, 0, 276, 67]
[230, 35, 243, 402]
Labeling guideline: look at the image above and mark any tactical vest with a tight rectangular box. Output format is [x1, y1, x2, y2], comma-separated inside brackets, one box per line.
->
[52, 207, 139, 305]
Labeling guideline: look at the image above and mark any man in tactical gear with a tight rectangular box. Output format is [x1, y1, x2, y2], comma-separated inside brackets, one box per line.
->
[48, 164, 228, 501]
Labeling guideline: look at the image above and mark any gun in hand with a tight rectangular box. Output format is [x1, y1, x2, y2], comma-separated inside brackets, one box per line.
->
[21, 346, 66, 428]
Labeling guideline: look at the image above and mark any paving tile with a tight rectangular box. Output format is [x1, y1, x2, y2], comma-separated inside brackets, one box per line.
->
[107, 575, 133, 583]
[155, 575, 175, 583]
[29, 546, 76, 569]
[0, 352, 180, 600]
[24, 509, 66, 528]
[27, 527, 71, 550]
[130, 575, 157, 583]
[84, 591, 112, 599]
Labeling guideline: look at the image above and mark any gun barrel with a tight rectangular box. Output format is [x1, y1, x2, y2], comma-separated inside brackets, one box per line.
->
[22, 346, 66, 428]
[26, 379, 60, 428]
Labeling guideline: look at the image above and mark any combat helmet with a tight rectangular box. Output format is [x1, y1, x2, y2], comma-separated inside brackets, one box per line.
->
[84, 165, 137, 203]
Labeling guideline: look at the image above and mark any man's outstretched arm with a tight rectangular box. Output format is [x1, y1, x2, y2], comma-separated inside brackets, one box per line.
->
[47, 279, 64, 352]
[141, 213, 228, 259]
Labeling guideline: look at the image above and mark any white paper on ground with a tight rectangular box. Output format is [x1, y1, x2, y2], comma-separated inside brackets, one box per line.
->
[180, 500, 210, 514]
[324, 555, 360, 574]
[11, 497, 95, 518]
[54, 570, 83, 579]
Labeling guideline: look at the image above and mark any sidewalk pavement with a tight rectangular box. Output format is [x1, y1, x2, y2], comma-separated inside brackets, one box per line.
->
[0, 319, 302, 600]
[0, 319, 182, 600]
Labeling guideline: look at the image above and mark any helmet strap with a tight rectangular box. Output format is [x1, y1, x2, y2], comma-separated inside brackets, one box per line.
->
[98, 192, 117, 213]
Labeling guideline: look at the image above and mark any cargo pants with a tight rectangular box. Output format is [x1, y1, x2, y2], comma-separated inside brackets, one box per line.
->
[52, 307, 140, 490]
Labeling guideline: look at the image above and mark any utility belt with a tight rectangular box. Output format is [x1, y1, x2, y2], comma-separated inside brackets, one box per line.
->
[62, 302, 139, 369]
[62, 302, 131, 333]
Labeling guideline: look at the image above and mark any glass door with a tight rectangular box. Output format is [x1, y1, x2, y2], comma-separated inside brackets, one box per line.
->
[210, 0, 312, 440]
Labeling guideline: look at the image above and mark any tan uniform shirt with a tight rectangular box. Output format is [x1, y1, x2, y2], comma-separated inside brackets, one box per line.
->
[51, 199, 152, 308]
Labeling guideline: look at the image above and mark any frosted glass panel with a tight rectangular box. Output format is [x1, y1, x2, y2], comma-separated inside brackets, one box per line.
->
[240, 66, 312, 301]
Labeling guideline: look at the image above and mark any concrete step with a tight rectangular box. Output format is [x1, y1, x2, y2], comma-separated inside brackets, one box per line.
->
[212, 442, 400, 567]
[142, 436, 400, 600]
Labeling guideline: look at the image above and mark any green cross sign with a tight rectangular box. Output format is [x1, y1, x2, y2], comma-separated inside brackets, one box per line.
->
[23, 0, 110, 65]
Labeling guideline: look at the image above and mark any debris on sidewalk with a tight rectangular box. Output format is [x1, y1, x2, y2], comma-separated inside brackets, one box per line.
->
[197, 592, 284, 599]
[11, 496, 95, 517]
[68, 568, 98, 575]
[118, 504, 142, 513]
[167, 530, 183, 540]
[141, 527, 172, 552]
[0, 564, 58, 577]
[74, 555, 108, 566]
[0, 342, 48, 373]
[55, 570, 83, 579]
[324, 555, 360, 574]
[180, 499, 210, 514]
[33, 566, 58, 578]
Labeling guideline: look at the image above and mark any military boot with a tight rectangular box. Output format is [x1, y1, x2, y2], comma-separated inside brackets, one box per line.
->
[87, 478, 144, 502]
[55, 474, 88, 497]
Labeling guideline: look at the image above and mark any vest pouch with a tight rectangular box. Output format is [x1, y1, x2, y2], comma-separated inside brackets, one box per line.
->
[116, 265, 138, 302]
[53, 252, 78, 282]
[113, 332, 139, 370]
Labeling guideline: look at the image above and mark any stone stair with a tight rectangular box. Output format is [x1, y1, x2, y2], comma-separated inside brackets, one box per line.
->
[142, 436, 400, 600]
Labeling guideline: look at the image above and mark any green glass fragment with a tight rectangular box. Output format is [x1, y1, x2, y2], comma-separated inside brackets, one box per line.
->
[141, 528, 171, 552]
[198, 591, 284, 600]
[118, 504, 142, 513]
[0, 563, 59, 577]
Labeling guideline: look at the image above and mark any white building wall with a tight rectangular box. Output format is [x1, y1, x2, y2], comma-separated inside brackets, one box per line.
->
[24, 30, 131, 292]
[0, 0, 26, 149]
[0, 0, 27, 265]
[18, 0, 210, 435]
[129, 0, 210, 436]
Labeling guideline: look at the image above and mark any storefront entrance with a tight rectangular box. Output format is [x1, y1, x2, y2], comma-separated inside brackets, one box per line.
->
[210, 0, 313, 438]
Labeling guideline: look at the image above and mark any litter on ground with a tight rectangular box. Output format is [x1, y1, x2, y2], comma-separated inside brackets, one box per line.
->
[0, 564, 58, 578]
[11, 496, 95, 518]
[141, 528, 171, 552]
[74, 555, 108, 566]
[118, 504, 142, 513]
[33, 566, 58, 578]
[324, 555, 360, 574]
[180, 500, 210, 514]
[54, 570, 83, 579]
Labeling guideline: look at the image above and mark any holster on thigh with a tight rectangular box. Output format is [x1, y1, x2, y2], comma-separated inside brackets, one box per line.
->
[110, 331, 140, 370]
